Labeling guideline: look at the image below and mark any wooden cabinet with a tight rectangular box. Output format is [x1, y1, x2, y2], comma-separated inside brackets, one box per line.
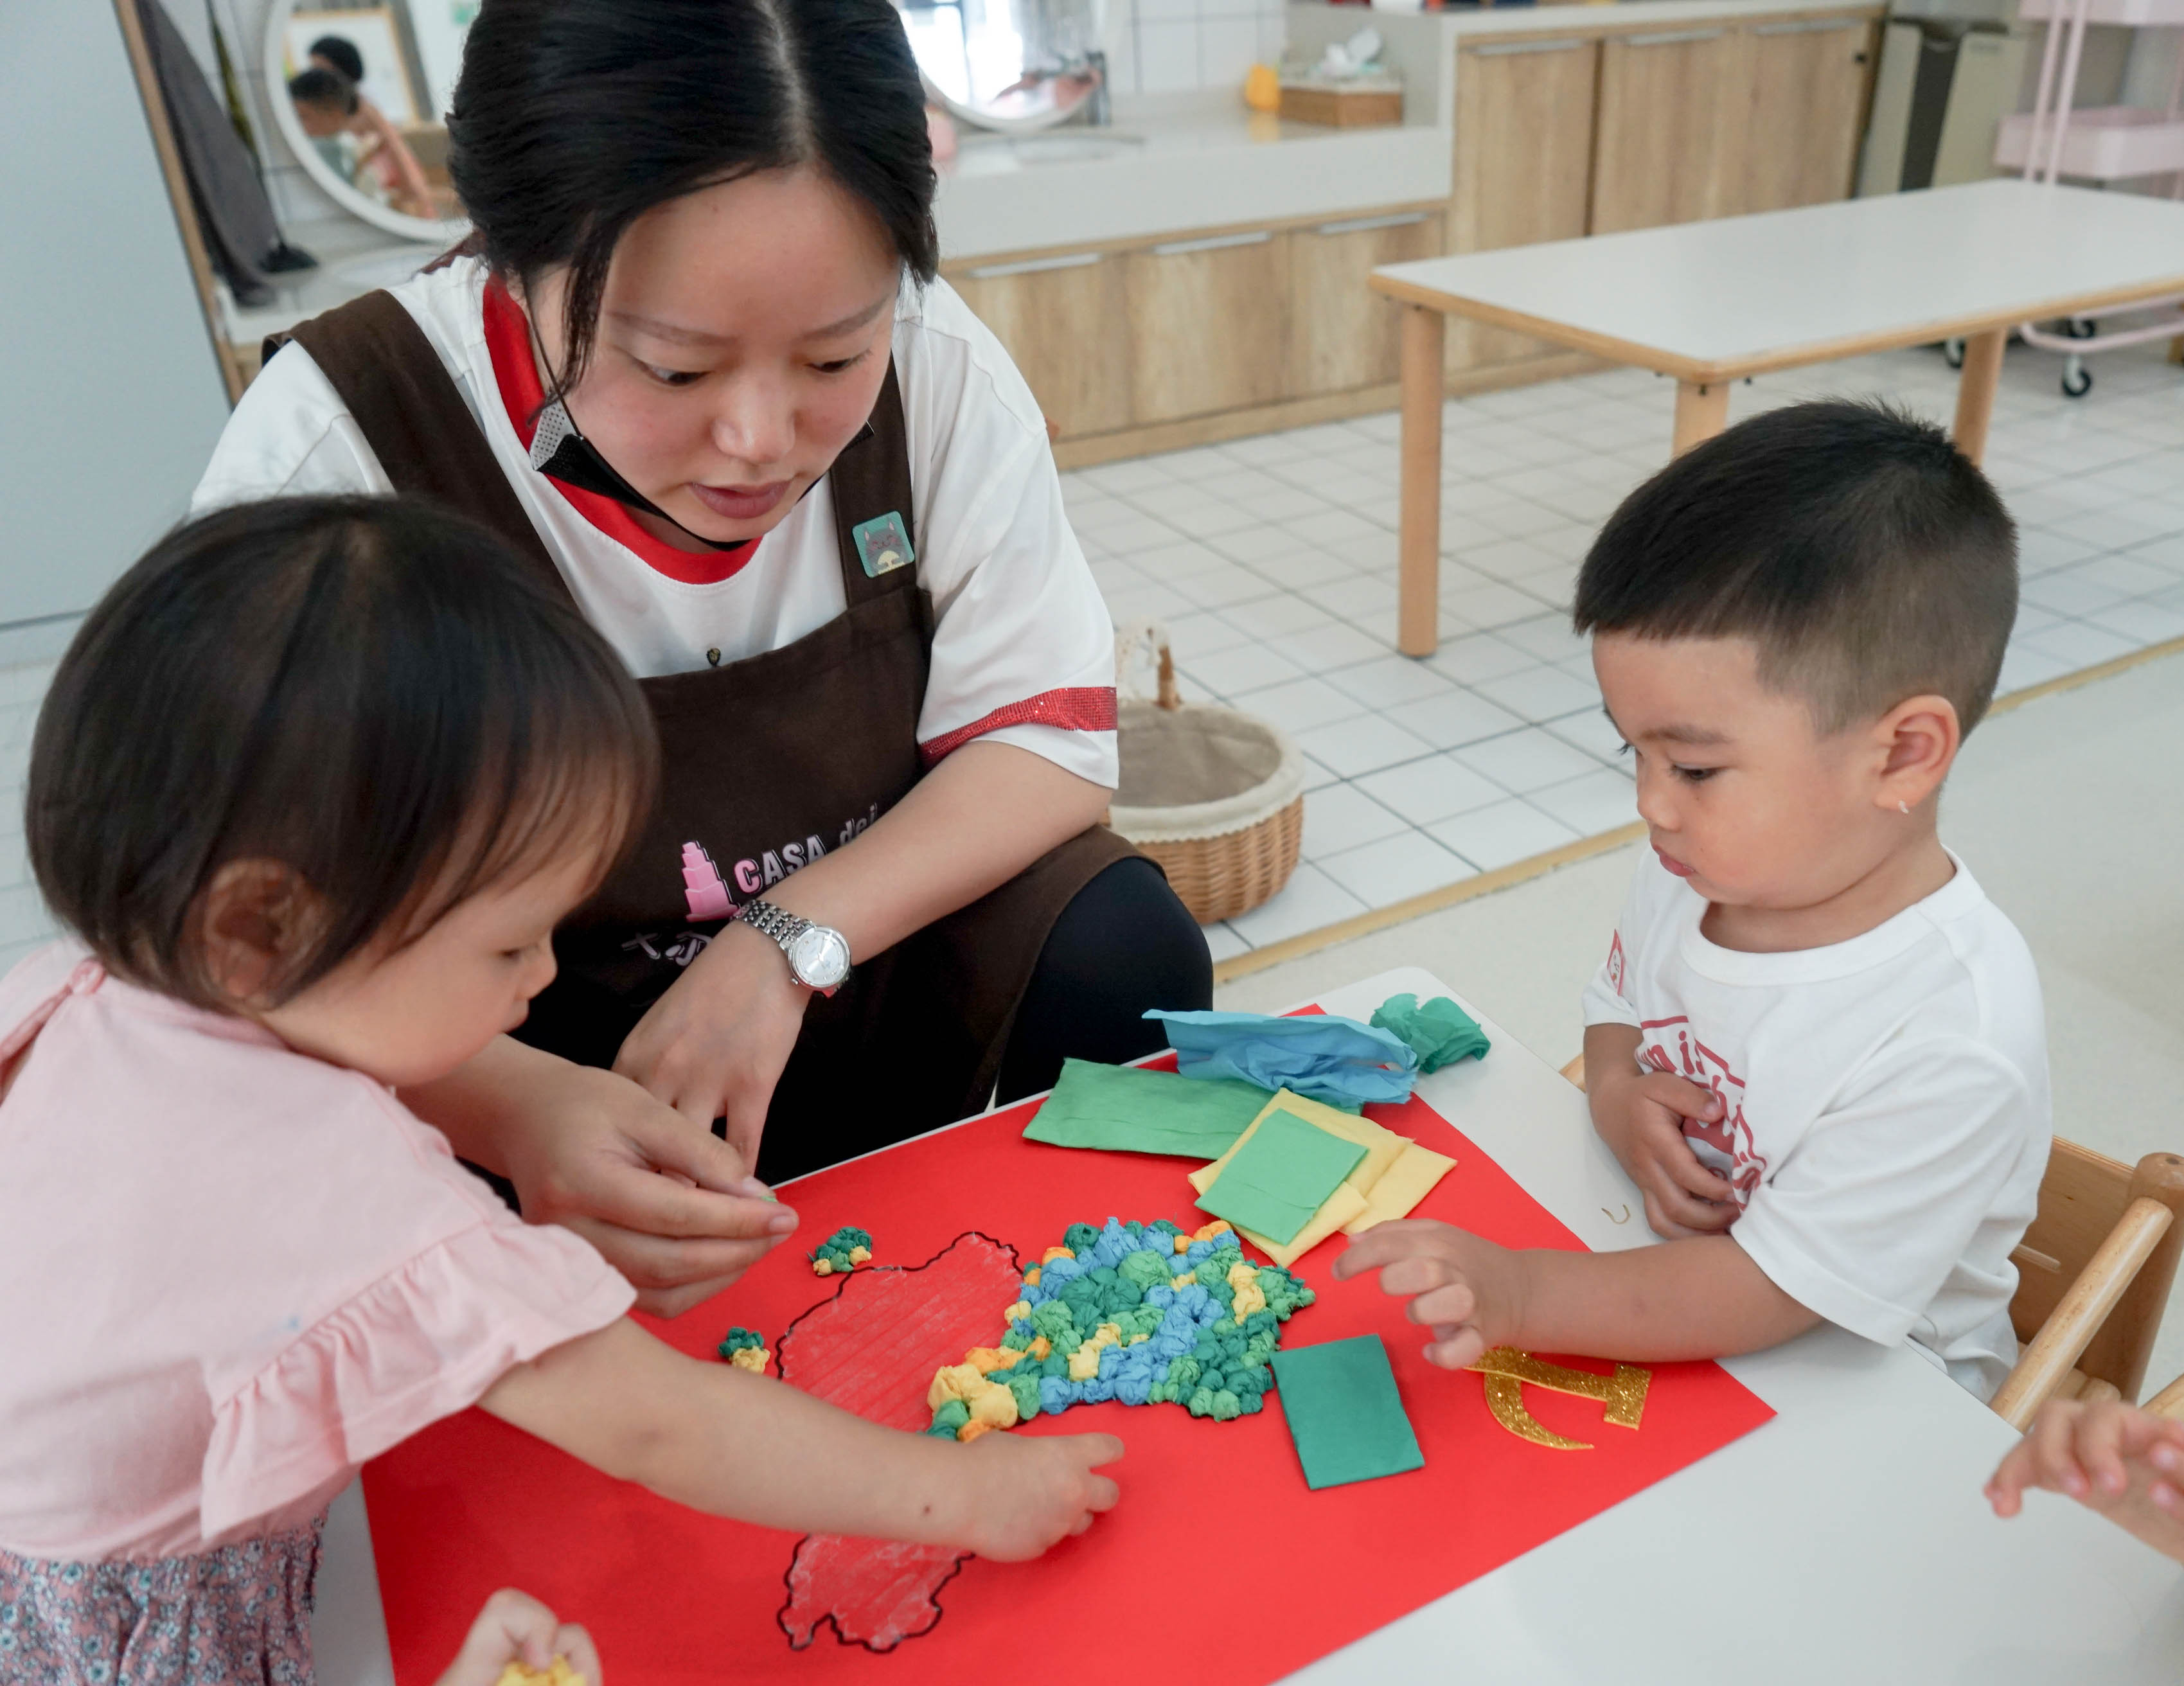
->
[1590, 27, 1739, 234]
[949, 250, 1132, 438]
[1448, 37, 1601, 369]
[1729, 17, 1879, 213]
[1287, 209, 1443, 395]
[1122, 230, 1293, 425]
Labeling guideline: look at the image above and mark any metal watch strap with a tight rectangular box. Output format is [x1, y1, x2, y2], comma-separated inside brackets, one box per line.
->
[738, 898, 808, 951]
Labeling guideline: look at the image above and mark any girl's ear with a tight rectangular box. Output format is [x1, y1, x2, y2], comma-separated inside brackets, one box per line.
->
[197, 859, 318, 1004]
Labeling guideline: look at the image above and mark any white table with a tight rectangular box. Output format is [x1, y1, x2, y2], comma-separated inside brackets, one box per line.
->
[315, 964, 2184, 1683]
[1370, 179, 2184, 655]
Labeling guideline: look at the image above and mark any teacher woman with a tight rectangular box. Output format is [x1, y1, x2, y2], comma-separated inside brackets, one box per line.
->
[193, 0, 1211, 1311]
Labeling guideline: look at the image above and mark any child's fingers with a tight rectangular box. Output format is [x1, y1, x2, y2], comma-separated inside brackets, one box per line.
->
[2025, 1400, 2091, 1498]
[1642, 1169, 1736, 1233]
[553, 1624, 602, 1686]
[435, 1588, 562, 1686]
[1403, 1280, 1478, 1332]
[1083, 1471, 1121, 1513]
[1422, 1324, 1489, 1370]
[1376, 1254, 1458, 1300]
[1633, 1070, 1724, 1122]
[2077, 1400, 2135, 1497]
[1332, 1221, 1452, 1279]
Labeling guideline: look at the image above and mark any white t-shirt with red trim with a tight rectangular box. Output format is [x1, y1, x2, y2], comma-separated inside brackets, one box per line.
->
[1580, 851, 2050, 1399]
[190, 258, 1118, 785]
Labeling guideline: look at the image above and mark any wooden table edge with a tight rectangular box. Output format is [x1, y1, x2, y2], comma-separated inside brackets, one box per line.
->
[1369, 269, 2184, 384]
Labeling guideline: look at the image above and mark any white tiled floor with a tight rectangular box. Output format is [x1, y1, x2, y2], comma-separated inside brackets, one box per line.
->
[1078, 340, 2184, 961]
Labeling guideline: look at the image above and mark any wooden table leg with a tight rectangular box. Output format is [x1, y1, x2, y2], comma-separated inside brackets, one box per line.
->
[1952, 328, 2007, 466]
[1671, 378, 1730, 457]
[1398, 305, 1446, 659]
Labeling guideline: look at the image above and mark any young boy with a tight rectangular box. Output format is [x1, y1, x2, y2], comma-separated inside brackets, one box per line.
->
[1338, 400, 2050, 1399]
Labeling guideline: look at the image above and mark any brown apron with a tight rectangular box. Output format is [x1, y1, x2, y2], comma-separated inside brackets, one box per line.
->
[269, 292, 1135, 1180]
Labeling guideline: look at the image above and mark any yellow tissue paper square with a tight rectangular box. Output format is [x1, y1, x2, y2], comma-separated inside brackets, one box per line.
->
[1187, 1090, 1407, 1200]
[1340, 1139, 1457, 1234]
[1187, 1090, 1396, 1266]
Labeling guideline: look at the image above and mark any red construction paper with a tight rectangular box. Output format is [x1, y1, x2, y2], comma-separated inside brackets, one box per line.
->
[362, 1076, 1775, 1685]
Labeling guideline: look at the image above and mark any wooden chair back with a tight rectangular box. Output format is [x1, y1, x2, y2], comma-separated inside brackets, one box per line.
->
[2005, 1142, 2184, 1404]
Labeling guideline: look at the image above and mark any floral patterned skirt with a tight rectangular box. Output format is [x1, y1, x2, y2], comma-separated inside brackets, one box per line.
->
[0, 1516, 321, 1685]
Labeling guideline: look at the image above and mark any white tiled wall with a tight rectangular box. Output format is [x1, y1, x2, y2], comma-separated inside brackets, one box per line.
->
[1102, 0, 1287, 100]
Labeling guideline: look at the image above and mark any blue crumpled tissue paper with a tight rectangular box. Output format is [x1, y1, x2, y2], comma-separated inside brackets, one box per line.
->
[1143, 1008, 1419, 1108]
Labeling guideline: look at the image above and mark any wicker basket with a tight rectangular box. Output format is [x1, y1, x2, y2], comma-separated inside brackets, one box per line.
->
[1108, 621, 1304, 924]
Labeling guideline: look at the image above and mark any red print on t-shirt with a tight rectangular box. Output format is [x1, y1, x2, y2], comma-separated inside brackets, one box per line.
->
[1637, 1015, 1766, 1206]
[1605, 930, 1627, 997]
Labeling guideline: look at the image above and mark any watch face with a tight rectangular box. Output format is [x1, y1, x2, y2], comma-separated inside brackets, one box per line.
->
[787, 925, 851, 989]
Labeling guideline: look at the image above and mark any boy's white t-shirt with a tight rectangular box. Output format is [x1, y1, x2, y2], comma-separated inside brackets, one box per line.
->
[1581, 851, 2050, 1398]
[190, 258, 1118, 786]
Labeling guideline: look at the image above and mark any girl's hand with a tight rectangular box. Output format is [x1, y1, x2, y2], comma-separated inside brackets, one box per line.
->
[1333, 1219, 1526, 1370]
[434, 1588, 601, 1686]
[1987, 1396, 2184, 1562]
[614, 921, 808, 1170]
[954, 1430, 1125, 1561]
[486, 1051, 797, 1318]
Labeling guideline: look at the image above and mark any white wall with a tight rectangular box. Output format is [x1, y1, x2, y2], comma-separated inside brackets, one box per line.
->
[1101, 0, 1288, 100]
[0, 3, 233, 629]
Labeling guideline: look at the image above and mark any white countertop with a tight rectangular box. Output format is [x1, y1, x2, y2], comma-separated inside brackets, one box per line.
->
[936, 94, 1449, 262]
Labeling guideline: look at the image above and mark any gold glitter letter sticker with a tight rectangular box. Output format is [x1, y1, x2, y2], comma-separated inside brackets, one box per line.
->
[1466, 1347, 1652, 1451]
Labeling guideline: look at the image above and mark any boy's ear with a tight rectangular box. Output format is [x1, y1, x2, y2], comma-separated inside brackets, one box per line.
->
[1870, 693, 1961, 813]
[197, 858, 319, 1004]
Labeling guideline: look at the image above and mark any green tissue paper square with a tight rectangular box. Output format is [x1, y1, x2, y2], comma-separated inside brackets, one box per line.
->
[1022, 1058, 1270, 1158]
[1370, 991, 1490, 1073]
[1270, 1334, 1425, 1490]
[1195, 1108, 1367, 1245]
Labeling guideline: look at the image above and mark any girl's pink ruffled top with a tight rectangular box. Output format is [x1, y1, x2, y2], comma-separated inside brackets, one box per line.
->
[0, 941, 635, 1563]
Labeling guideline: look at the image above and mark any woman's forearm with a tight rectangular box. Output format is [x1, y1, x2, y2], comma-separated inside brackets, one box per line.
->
[758, 740, 1109, 959]
[396, 1033, 554, 1173]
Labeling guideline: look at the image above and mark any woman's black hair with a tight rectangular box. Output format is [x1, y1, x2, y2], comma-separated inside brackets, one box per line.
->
[447, 0, 938, 396]
[28, 497, 659, 1010]
[308, 33, 367, 84]
[289, 67, 359, 117]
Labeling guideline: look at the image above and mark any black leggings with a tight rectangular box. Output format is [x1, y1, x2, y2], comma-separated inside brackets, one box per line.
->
[994, 856, 1213, 1102]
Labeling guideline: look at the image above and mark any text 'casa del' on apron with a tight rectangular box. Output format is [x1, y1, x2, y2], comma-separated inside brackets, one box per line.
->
[270, 291, 1135, 1180]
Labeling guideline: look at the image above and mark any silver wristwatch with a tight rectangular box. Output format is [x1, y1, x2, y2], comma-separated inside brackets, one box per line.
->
[737, 898, 851, 995]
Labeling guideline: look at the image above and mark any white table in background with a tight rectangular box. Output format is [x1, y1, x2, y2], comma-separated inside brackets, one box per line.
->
[314, 964, 2184, 1684]
[1370, 179, 2184, 655]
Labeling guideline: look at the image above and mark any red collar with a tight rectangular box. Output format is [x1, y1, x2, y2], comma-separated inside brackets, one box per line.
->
[480, 279, 756, 586]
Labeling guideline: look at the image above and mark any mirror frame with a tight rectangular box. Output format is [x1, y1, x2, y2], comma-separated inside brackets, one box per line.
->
[262, 0, 468, 244]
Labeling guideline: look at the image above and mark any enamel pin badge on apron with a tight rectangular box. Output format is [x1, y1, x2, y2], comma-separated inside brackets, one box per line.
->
[851, 512, 914, 578]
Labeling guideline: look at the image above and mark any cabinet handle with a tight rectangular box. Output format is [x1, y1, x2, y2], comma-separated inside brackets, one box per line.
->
[1752, 17, 1864, 32]
[1622, 28, 1726, 46]
[1469, 38, 1587, 56]
[1149, 230, 1273, 256]
[1311, 212, 1428, 236]
[964, 251, 1104, 280]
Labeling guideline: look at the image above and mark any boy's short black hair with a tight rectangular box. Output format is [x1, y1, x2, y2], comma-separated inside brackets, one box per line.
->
[1573, 400, 2018, 732]
[28, 496, 659, 1010]
[288, 66, 359, 116]
[308, 33, 366, 84]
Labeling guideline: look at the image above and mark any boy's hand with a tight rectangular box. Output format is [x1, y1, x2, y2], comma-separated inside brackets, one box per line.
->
[1590, 1055, 1738, 1239]
[1333, 1220, 1523, 1370]
[434, 1588, 600, 1686]
[955, 1430, 1124, 1561]
[1987, 1396, 2184, 1563]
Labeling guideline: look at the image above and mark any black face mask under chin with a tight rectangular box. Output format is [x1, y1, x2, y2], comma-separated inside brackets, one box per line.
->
[526, 396, 750, 554]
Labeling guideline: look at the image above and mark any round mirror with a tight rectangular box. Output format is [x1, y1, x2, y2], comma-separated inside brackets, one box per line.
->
[896, 0, 1105, 135]
[263, 0, 470, 243]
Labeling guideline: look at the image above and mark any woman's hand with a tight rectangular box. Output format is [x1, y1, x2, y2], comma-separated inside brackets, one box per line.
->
[614, 920, 809, 1169]
[433, 1587, 601, 1686]
[402, 1037, 796, 1318]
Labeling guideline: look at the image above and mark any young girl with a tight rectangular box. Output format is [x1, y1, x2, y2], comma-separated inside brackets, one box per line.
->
[0, 497, 1121, 1682]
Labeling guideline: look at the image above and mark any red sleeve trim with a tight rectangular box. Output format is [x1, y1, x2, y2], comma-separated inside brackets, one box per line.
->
[918, 687, 1118, 768]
